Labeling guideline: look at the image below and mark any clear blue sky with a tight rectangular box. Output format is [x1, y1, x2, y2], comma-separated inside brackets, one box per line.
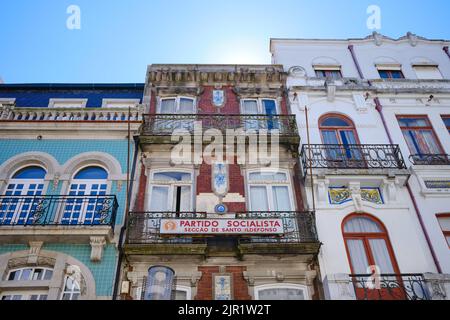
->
[1, 0, 449, 83]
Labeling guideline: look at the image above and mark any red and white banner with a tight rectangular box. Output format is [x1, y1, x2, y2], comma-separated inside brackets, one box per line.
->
[159, 219, 284, 235]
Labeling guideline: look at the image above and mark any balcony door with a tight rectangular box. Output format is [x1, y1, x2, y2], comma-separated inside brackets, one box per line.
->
[62, 166, 109, 225]
[0, 166, 46, 225]
[241, 99, 279, 131]
[148, 171, 193, 213]
[397, 116, 443, 162]
[343, 215, 404, 300]
[319, 114, 364, 167]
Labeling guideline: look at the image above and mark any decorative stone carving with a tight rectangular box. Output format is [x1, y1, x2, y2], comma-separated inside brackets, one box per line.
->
[89, 236, 106, 262]
[372, 31, 383, 46]
[52, 173, 60, 190]
[27, 241, 44, 265]
[349, 183, 363, 213]
[325, 80, 336, 102]
[275, 272, 285, 282]
[407, 32, 418, 47]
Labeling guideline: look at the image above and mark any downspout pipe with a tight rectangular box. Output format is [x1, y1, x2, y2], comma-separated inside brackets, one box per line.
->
[374, 98, 442, 274]
[444, 46, 450, 60]
[348, 45, 366, 82]
[112, 136, 140, 300]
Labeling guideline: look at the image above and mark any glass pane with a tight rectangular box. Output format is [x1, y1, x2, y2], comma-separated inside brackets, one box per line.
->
[12, 166, 47, 179]
[242, 100, 258, 114]
[249, 172, 287, 181]
[179, 98, 194, 114]
[160, 99, 176, 114]
[321, 130, 339, 144]
[174, 290, 187, 300]
[262, 100, 277, 115]
[249, 186, 269, 211]
[272, 186, 292, 211]
[20, 268, 32, 280]
[153, 172, 191, 181]
[44, 270, 53, 280]
[258, 288, 305, 300]
[149, 186, 170, 211]
[437, 217, 450, 231]
[344, 217, 383, 233]
[346, 239, 370, 274]
[369, 239, 395, 274]
[179, 186, 191, 211]
[398, 117, 428, 127]
[74, 166, 108, 179]
[321, 117, 351, 127]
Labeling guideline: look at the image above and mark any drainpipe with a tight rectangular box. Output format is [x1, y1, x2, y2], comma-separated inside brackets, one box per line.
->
[444, 46, 450, 60]
[112, 136, 140, 300]
[374, 97, 442, 274]
[348, 45, 367, 82]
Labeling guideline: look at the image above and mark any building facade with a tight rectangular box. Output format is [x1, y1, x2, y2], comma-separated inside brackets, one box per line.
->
[271, 32, 450, 300]
[0, 84, 143, 300]
[119, 65, 321, 300]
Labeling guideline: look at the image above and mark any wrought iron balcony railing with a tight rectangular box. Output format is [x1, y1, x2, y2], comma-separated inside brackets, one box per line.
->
[141, 114, 299, 136]
[126, 211, 318, 245]
[300, 144, 406, 174]
[0, 195, 118, 227]
[350, 274, 430, 300]
[409, 154, 450, 165]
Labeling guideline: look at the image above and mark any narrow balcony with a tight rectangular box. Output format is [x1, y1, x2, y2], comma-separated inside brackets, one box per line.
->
[124, 211, 320, 257]
[140, 114, 300, 146]
[300, 144, 408, 176]
[409, 154, 450, 166]
[350, 274, 430, 300]
[0, 195, 118, 243]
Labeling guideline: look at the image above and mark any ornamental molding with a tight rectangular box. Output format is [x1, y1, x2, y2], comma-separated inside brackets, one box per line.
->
[89, 236, 106, 262]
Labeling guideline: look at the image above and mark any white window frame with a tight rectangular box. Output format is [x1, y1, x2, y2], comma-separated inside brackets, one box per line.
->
[254, 283, 309, 300]
[240, 98, 279, 115]
[60, 275, 81, 300]
[146, 169, 195, 212]
[48, 98, 88, 109]
[7, 267, 53, 281]
[157, 96, 196, 114]
[246, 169, 296, 212]
[313, 65, 342, 78]
[101, 98, 140, 109]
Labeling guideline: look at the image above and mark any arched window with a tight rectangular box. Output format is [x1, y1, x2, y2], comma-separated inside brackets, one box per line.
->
[319, 114, 359, 145]
[319, 114, 363, 166]
[0, 166, 47, 225]
[61, 166, 109, 225]
[254, 284, 308, 300]
[343, 215, 402, 299]
[143, 266, 175, 300]
[1, 267, 54, 300]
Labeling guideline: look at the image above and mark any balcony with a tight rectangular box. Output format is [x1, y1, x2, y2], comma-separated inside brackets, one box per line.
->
[409, 154, 450, 166]
[300, 144, 408, 176]
[0, 104, 142, 122]
[350, 274, 430, 300]
[140, 114, 300, 146]
[124, 211, 320, 257]
[0, 195, 118, 243]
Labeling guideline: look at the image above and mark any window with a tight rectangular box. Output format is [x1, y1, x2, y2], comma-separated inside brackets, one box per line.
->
[0, 166, 47, 225]
[1, 291, 48, 300]
[62, 166, 109, 225]
[241, 98, 279, 130]
[101, 98, 140, 108]
[60, 275, 81, 300]
[254, 284, 307, 300]
[378, 70, 404, 79]
[436, 214, 450, 248]
[148, 171, 193, 212]
[397, 116, 443, 156]
[413, 65, 443, 79]
[7, 267, 53, 281]
[247, 171, 293, 211]
[314, 68, 342, 79]
[158, 97, 195, 114]
[143, 266, 175, 300]
[442, 116, 450, 134]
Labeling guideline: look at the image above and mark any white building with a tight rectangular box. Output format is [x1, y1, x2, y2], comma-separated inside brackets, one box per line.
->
[271, 32, 450, 300]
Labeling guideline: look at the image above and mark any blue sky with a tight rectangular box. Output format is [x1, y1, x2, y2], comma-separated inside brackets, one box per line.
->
[1, 0, 449, 83]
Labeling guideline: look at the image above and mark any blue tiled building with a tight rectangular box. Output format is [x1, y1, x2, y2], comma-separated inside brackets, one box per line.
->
[0, 84, 143, 300]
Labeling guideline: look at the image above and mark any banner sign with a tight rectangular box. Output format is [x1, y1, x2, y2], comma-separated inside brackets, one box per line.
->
[160, 219, 284, 235]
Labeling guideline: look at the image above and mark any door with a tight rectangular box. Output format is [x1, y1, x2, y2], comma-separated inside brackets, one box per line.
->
[62, 167, 108, 225]
[344, 215, 405, 300]
[0, 166, 46, 225]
